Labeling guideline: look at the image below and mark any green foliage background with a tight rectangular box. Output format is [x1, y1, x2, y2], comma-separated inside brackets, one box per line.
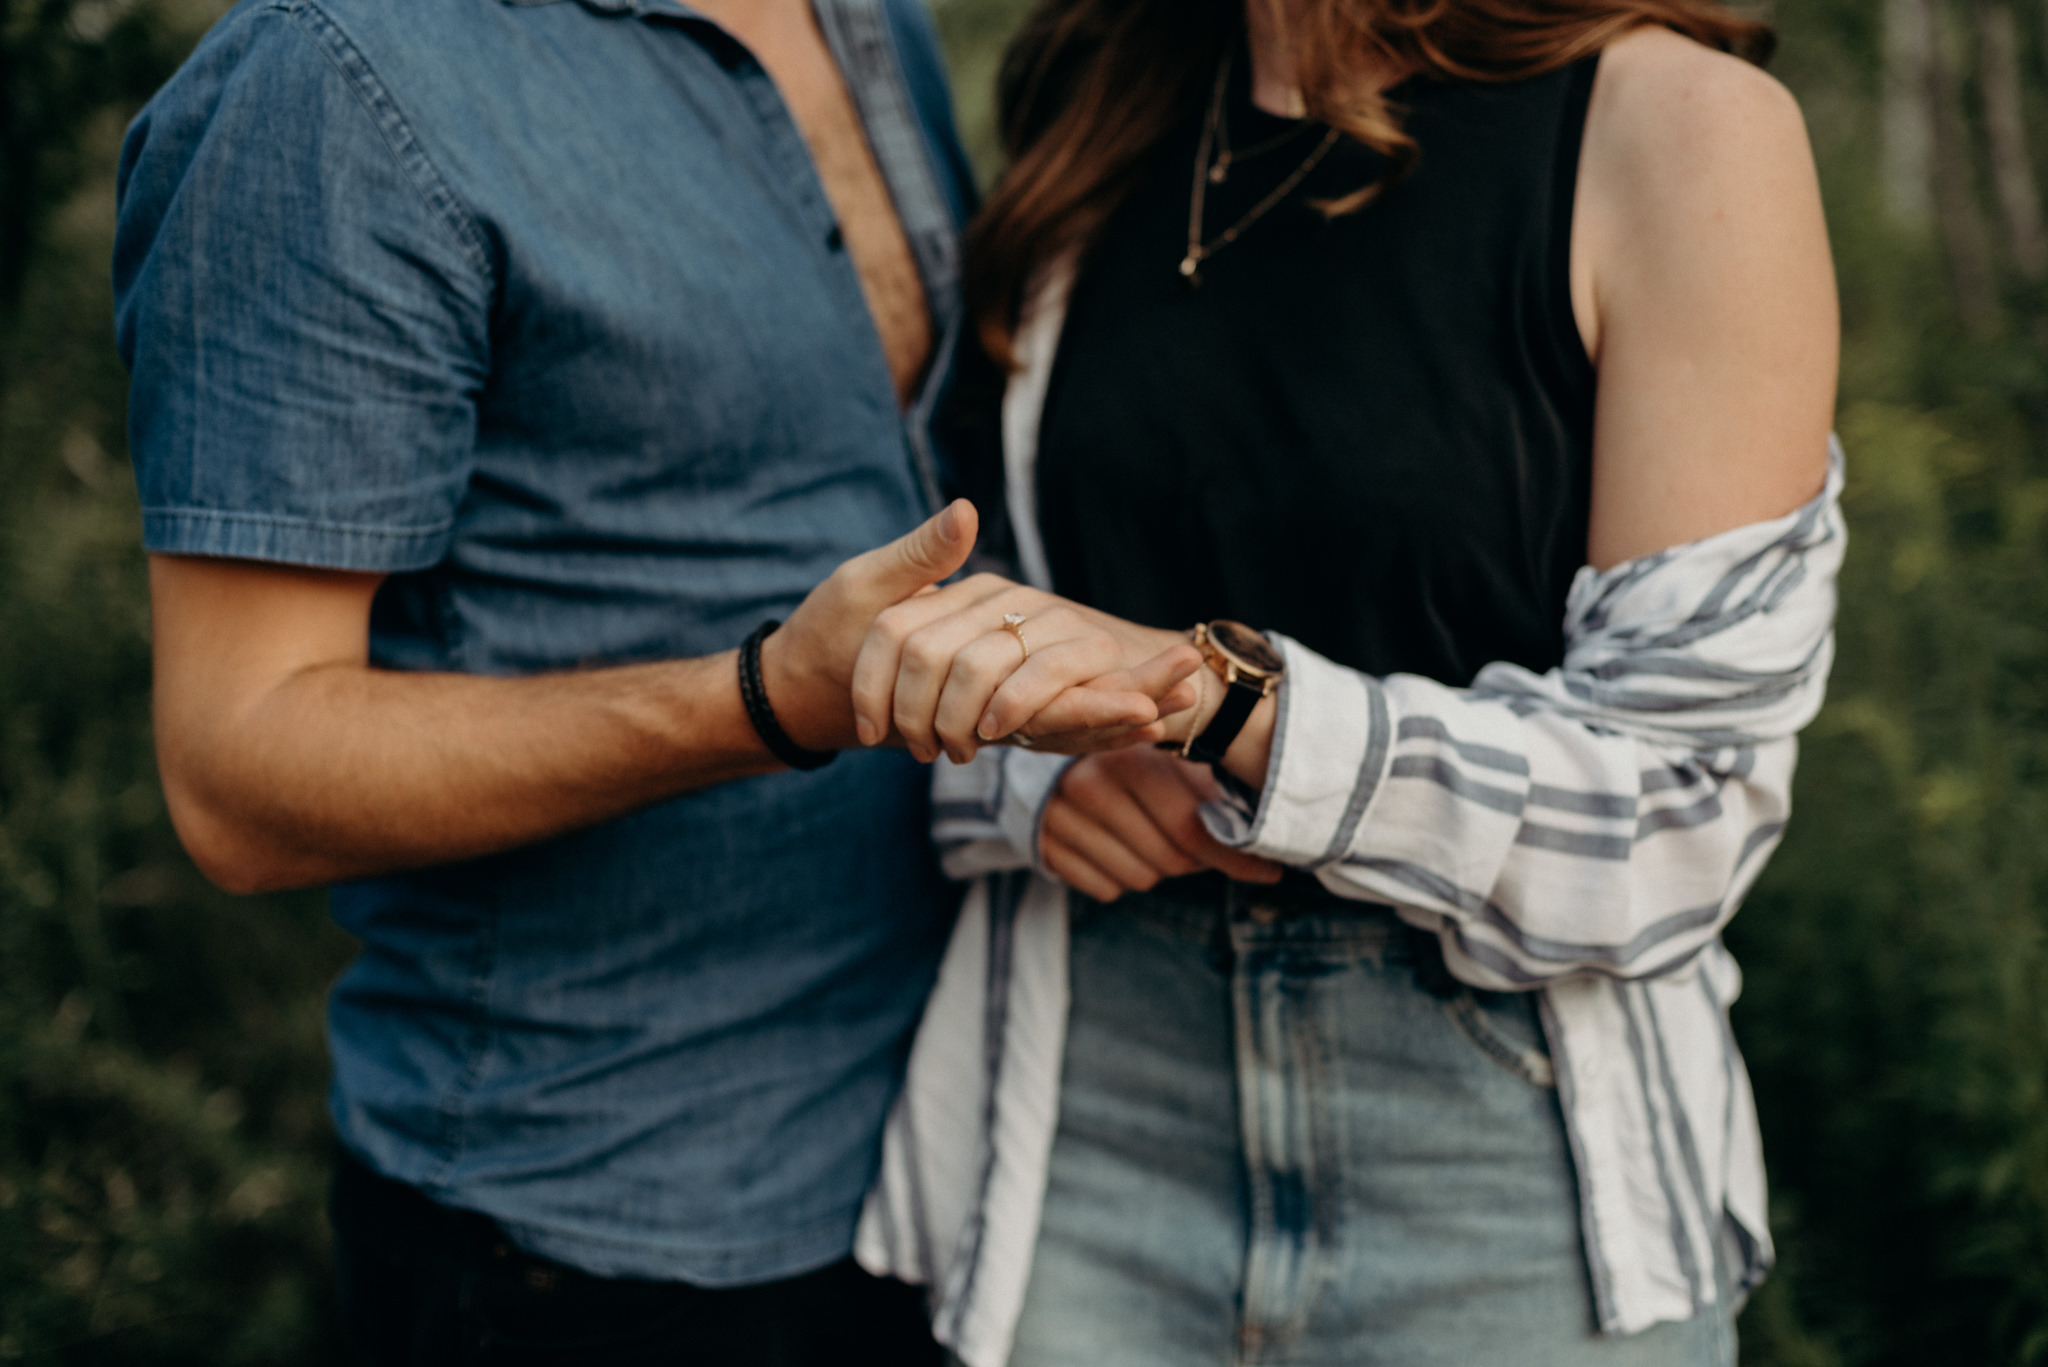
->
[2, 0, 2045, 1361]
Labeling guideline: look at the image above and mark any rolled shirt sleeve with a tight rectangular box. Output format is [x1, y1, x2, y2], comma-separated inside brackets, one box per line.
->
[114, 2, 490, 572]
[1206, 445, 1846, 989]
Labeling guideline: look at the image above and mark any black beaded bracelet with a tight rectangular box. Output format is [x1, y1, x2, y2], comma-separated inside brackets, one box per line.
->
[738, 619, 838, 772]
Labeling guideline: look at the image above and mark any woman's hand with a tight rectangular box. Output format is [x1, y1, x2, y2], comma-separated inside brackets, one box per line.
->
[849, 573, 1203, 763]
[1039, 747, 1284, 902]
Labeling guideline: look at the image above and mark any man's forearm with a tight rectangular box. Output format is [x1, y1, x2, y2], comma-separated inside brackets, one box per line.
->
[149, 502, 996, 893]
[164, 650, 778, 893]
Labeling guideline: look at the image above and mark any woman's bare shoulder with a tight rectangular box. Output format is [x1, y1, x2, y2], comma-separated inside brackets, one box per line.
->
[1592, 24, 1803, 126]
[1587, 25, 1812, 206]
[1574, 25, 1838, 569]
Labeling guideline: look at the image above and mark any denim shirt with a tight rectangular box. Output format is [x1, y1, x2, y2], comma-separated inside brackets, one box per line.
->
[115, 0, 971, 1283]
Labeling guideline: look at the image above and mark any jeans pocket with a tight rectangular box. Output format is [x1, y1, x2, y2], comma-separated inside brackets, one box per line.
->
[1442, 988, 1556, 1088]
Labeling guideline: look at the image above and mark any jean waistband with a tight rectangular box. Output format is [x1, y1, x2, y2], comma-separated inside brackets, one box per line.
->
[1090, 872, 1411, 949]
[1142, 868, 1350, 908]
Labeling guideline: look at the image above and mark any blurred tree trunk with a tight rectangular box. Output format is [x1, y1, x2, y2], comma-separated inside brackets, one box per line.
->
[1927, 0, 2002, 330]
[1975, 1, 2047, 281]
[1885, 0, 1937, 230]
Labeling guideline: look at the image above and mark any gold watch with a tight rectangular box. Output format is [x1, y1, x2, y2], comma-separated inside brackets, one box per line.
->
[1182, 620, 1284, 764]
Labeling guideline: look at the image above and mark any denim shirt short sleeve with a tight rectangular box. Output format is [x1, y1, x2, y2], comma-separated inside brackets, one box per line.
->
[114, 5, 489, 572]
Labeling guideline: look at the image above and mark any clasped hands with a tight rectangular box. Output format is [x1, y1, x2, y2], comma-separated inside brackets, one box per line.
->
[763, 499, 1281, 899]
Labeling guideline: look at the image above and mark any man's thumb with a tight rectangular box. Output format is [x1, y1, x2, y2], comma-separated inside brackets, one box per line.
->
[871, 499, 978, 599]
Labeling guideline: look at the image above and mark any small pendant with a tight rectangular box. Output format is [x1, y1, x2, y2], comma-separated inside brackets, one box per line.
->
[1208, 158, 1229, 185]
[1177, 255, 1203, 290]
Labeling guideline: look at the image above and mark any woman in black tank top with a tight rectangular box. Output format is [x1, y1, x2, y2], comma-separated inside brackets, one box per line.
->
[1037, 52, 1597, 689]
[854, 0, 1839, 1359]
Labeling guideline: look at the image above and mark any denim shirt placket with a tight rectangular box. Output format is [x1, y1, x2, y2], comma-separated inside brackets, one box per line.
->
[812, 0, 964, 515]
[576, 0, 962, 516]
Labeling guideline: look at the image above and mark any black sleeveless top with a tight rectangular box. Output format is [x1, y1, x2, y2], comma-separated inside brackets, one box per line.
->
[1035, 55, 1601, 687]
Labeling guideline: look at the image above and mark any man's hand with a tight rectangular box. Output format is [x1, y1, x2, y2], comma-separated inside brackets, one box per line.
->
[759, 499, 981, 752]
[1040, 747, 1284, 903]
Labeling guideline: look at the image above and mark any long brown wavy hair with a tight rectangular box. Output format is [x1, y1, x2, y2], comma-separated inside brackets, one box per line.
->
[968, 0, 1773, 367]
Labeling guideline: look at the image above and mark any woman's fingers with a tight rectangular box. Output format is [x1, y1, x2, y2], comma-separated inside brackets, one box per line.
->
[1039, 832, 1126, 904]
[1006, 718, 1174, 757]
[1160, 761, 1286, 884]
[1089, 647, 1204, 730]
[855, 586, 1196, 764]
[847, 573, 1017, 751]
[900, 602, 1169, 763]
[1046, 747, 1287, 885]
[932, 625, 1128, 761]
[926, 623, 1110, 763]
[924, 630, 1032, 761]
[1040, 796, 1183, 896]
[1036, 749, 1286, 901]
[860, 584, 1098, 761]
[1059, 756, 1206, 879]
[988, 645, 1204, 748]
[892, 592, 1088, 761]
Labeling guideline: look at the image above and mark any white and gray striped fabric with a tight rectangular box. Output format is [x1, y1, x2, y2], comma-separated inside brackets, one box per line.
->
[854, 268, 1845, 1366]
[1217, 443, 1844, 991]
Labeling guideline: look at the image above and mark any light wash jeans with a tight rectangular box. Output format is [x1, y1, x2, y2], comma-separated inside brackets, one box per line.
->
[1006, 886, 1736, 1367]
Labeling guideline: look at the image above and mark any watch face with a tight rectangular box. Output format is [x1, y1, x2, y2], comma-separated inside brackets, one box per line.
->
[1209, 620, 1284, 675]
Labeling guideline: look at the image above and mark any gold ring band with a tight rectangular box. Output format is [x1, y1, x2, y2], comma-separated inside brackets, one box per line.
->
[1002, 612, 1030, 663]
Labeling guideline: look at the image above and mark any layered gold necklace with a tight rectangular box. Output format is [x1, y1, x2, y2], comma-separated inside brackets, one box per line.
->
[1179, 49, 1342, 290]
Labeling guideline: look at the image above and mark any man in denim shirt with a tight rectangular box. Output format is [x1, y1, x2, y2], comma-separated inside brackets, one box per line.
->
[112, 0, 1047, 1359]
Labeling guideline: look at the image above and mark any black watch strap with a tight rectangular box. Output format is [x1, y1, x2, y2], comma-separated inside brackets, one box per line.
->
[1187, 677, 1262, 766]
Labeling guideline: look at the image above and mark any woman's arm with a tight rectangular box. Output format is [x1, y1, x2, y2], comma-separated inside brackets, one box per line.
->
[1204, 448, 1842, 987]
[1197, 28, 1840, 793]
[1217, 27, 1849, 981]
[1575, 25, 1837, 568]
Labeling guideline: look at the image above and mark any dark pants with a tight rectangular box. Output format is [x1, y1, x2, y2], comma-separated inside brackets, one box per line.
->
[331, 1151, 943, 1366]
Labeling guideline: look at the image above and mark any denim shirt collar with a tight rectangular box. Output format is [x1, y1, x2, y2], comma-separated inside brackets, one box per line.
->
[498, 0, 963, 514]
[499, 0, 962, 288]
